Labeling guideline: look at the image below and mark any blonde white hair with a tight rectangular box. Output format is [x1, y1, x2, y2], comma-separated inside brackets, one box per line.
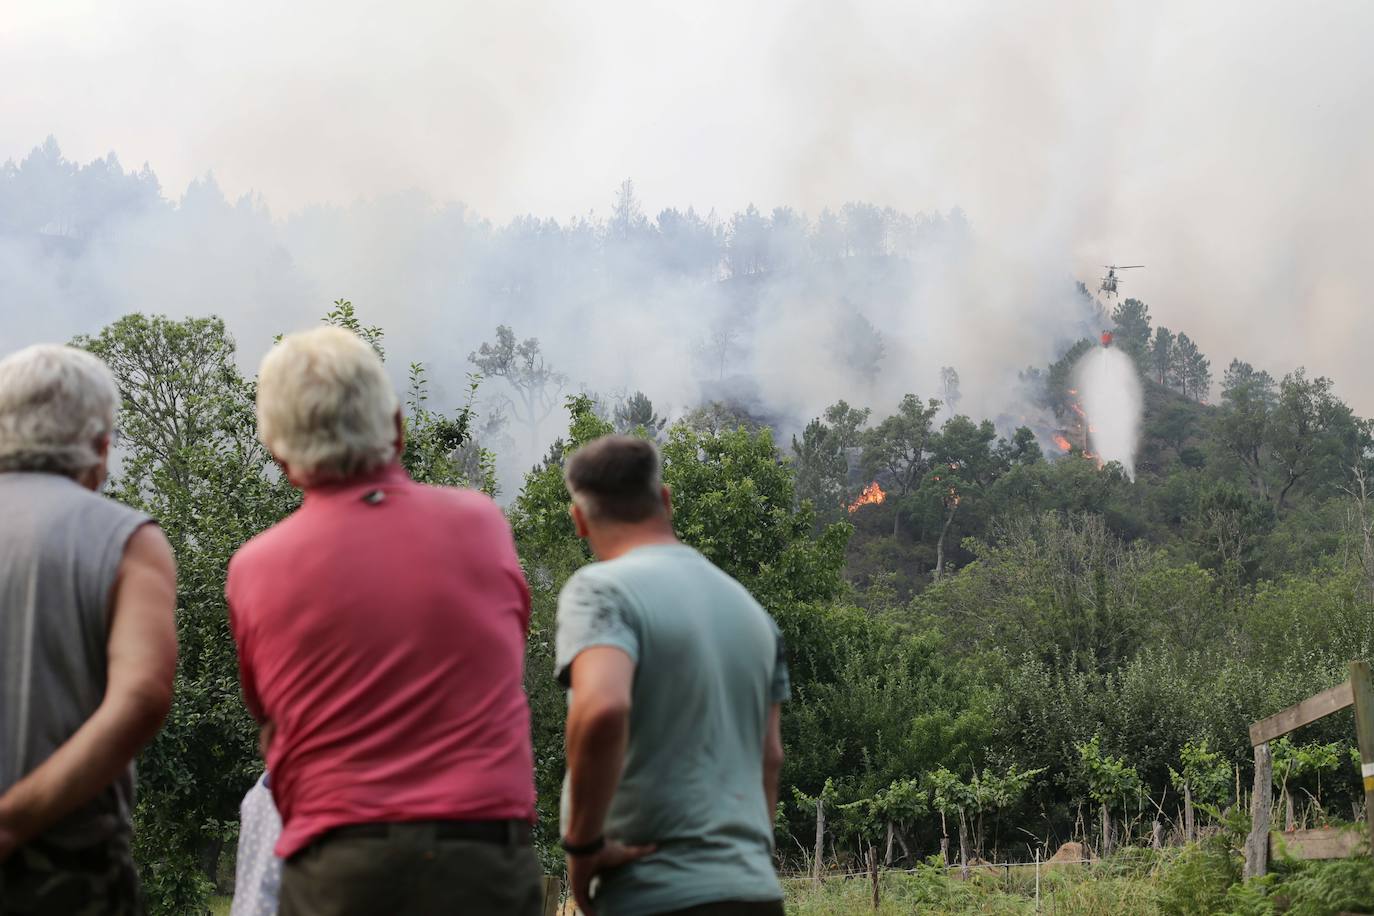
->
[256, 326, 399, 484]
[0, 344, 118, 476]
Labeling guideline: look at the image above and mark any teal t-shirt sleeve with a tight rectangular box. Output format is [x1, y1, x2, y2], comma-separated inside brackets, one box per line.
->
[554, 570, 640, 687]
[769, 619, 791, 704]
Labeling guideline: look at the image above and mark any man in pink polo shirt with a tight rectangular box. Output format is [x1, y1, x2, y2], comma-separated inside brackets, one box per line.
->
[226, 326, 541, 916]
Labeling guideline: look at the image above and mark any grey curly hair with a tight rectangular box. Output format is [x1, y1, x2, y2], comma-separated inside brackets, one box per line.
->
[0, 344, 119, 476]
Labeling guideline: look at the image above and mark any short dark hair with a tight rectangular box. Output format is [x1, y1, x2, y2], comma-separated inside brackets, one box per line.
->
[564, 435, 664, 523]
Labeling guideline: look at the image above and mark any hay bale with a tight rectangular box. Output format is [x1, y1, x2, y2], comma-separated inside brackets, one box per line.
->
[1044, 841, 1092, 870]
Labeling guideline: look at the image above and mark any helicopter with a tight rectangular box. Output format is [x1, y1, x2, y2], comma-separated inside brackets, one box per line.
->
[1099, 264, 1143, 297]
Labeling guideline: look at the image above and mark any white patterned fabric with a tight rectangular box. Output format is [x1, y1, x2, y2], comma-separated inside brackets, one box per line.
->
[231, 773, 283, 916]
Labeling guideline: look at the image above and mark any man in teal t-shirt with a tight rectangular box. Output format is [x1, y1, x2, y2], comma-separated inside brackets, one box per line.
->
[555, 435, 789, 916]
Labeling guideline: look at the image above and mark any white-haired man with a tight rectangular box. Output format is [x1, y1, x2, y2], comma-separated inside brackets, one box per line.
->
[0, 344, 178, 914]
[226, 327, 541, 916]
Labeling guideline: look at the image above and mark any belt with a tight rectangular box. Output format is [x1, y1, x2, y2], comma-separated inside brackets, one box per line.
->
[324, 819, 532, 846]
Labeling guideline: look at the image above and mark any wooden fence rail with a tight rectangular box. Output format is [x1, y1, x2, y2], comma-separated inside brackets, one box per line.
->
[1243, 660, 1374, 878]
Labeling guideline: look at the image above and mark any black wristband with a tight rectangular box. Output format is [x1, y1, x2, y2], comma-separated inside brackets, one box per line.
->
[560, 834, 606, 856]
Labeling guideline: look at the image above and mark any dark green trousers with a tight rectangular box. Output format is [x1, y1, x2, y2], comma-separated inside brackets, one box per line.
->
[279, 822, 543, 916]
[655, 902, 785, 916]
[654, 900, 785, 916]
[0, 834, 143, 916]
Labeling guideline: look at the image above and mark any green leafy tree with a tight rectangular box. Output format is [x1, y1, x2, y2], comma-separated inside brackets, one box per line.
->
[791, 417, 849, 519]
[861, 394, 941, 536]
[781, 615, 994, 859]
[918, 511, 1145, 671]
[1269, 369, 1356, 511]
[469, 325, 567, 453]
[793, 778, 841, 878]
[925, 764, 1044, 866]
[968, 764, 1044, 859]
[824, 400, 871, 449]
[1217, 360, 1278, 499]
[927, 767, 977, 871]
[1271, 738, 1346, 830]
[663, 424, 849, 608]
[1189, 483, 1274, 600]
[791, 401, 872, 521]
[1151, 401, 1198, 457]
[827, 400, 872, 508]
[1171, 333, 1211, 402]
[78, 315, 293, 912]
[321, 298, 384, 358]
[1047, 339, 1096, 416]
[678, 398, 764, 435]
[1076, 735, 1141, 856]
[505, 394, 615, 861]
[1001, 426, 1044, 467]
[1168, 740, 1232, 840]
[837, 777, 928, 865]
[1111, 298, 1152, 365]
[917, 416, 1004, 581]
[402, 363, 495, 491]
[612, 390, 666, 438]
[1152, 326, 1176, 388]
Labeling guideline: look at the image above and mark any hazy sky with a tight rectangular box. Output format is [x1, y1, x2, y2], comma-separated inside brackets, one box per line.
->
[4, 0, 1372, 410]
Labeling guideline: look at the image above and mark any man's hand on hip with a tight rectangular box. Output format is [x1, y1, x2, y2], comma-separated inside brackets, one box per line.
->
[568, 840, 656, 916]
[0, 822, 18, 863]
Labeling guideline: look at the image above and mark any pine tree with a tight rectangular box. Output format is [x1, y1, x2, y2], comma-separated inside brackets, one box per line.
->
[1151, 327, 1175, 388]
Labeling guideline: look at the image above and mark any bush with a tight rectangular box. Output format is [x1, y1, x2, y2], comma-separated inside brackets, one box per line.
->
[1220, 856, 1374, 916]
[1156, 835, 1242, 916]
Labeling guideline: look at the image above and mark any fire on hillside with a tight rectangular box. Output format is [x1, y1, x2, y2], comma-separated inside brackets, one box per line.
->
[848, 482, 886, 513]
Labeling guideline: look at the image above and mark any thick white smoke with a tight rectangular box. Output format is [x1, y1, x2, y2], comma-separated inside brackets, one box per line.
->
[1073, 345, 1143, 481]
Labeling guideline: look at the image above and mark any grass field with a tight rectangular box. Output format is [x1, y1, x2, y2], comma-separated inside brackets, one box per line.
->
[204, 846, 1374, 915]
[782, 860, 1159, 916]
[208, 860, 1160, 915]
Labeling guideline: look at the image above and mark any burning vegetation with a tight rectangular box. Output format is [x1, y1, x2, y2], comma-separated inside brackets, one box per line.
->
[848, 481, 887, 514]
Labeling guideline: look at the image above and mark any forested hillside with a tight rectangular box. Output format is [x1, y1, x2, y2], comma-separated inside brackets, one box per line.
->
[74, 293, 1373, 914]
[8, 141, 1374, 914]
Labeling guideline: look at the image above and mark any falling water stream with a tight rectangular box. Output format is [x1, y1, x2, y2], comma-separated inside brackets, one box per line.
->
[1073, 345, 1143, 481]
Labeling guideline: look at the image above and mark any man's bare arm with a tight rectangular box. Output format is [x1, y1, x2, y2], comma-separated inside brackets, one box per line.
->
[563, 646, 635, 845]
[563, 646, 656, 915]
[763, 702, 784, 816]
[0, 524, 178, 850]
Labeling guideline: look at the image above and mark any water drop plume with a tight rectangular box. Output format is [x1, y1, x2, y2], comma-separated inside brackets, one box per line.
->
[1073, 346, 1143, 481]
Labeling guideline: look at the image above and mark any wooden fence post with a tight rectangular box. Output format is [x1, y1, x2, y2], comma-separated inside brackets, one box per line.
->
[1350, 660, 1374, 854]
[867, 844, 879, 909]
[1100, 802, 1112, 858]
[1184, 782, 1195, 843]
[540, 876, 563, 916]
[812, 797, 825, 883]
[1244, 742, 1272, 878]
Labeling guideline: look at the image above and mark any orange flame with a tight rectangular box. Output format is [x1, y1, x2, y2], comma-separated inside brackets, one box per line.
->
[1053, 434, 1072, 452]
[848, 481, 887, 513]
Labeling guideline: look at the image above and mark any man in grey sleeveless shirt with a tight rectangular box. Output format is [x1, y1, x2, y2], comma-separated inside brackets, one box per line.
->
[0, 344, 178, 915]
